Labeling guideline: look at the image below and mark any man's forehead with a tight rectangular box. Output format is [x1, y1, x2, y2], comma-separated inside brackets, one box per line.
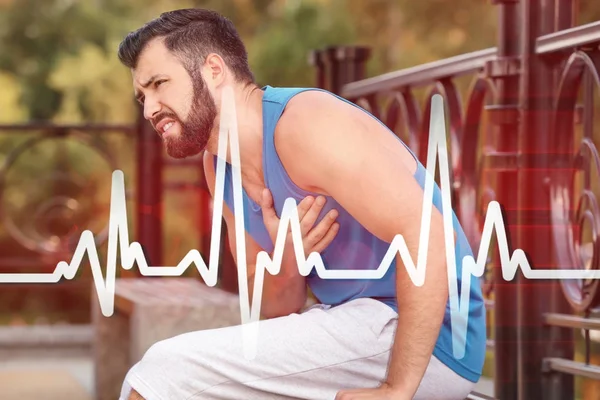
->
[132, 65, 159, 88]
[132, 39, 177, 84]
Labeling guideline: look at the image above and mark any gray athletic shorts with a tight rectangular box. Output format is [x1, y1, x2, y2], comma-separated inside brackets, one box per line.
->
[120, 297, 475, 399]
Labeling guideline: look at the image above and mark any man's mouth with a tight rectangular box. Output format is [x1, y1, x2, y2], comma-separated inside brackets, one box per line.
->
[155, 119, 177, 135]
[162, 122, 174, 133]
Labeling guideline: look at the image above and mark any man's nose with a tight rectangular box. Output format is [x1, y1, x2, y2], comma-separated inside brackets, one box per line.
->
[143, 97, 161, 121]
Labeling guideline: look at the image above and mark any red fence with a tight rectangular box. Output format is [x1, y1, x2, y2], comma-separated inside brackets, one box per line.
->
[310, 1, 600, 399]
[0, 110, 235, 323]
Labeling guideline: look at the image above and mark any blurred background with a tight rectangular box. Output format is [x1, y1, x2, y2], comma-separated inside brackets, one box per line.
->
[1, 0, 600, 399]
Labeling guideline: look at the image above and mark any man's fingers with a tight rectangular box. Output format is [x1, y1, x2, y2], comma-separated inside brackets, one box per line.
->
[301, 195, 326, 234]
[261, 192, 337, 252]
[260, 189, 278, 221]
[310, 221, 339, 254]
[296, 196, 315, 221]
[334, 389, 362, 400]
[305, 209, 338, 249]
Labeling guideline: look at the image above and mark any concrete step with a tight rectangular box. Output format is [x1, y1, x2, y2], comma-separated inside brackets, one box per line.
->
[0, 324, 92, 358]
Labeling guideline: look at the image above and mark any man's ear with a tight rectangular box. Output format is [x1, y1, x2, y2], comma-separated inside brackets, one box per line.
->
[204, 53, 227, 87]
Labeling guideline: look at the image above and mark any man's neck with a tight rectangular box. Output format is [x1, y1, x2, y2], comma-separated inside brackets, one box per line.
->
[207, 83, 266, 192]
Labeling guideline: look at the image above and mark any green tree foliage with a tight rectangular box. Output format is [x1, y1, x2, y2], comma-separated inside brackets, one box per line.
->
[0, 0, 116, 121]
[579, 0, 600, 24]
[391, 0, 496, 61]
[248, 0, 356, 87]
[0, 71, 28, 122]
[49, 41, 136, 124]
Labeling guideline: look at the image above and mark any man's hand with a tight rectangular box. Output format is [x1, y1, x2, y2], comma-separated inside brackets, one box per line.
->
[335, 383, 408, 400]
[260, 189, 339, 254]
[254, 189, 338, 318]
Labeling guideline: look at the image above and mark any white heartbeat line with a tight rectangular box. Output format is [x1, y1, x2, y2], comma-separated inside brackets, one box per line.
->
[0, 87, 597, 360]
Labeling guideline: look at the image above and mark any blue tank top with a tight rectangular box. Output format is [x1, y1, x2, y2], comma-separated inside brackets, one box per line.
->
[215, 86, 487, 383]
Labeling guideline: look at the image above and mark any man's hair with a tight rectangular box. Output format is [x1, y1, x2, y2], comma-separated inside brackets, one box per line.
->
[117, 8, 254, 84]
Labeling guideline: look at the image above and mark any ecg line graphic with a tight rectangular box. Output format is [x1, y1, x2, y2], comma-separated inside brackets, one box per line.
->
[0, 87, 597, 360]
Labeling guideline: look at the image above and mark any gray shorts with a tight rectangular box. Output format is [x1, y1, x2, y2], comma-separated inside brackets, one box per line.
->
[120, 297, 475, 399]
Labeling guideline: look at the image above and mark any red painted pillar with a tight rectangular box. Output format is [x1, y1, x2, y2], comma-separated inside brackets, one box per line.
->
[135, 107, 163, 272]
[309, 46, 371, 94]
[487, 1, 521, 398]
[517, 0, 574, 398]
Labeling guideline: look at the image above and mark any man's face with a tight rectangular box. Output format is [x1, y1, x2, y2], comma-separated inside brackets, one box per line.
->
[133, 39, 217, 158]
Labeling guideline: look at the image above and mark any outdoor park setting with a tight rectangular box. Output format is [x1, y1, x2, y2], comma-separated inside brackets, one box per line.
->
[1, 0, 600, 399]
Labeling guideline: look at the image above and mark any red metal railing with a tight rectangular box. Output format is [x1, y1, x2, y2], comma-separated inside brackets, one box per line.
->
[311, 1, 600, 399]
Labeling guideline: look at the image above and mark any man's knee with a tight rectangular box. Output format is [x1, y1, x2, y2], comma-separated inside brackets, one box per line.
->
[141, 338, 173, 365]
[120, 337, 192, 400]
[141, 331, 214, 367]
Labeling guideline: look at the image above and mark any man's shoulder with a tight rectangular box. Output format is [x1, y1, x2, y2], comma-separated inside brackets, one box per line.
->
[272, 89, 370, 195]
[276, 89, 351, 135]
[275, 89, 352, 154]
[285, 88, 341, 111]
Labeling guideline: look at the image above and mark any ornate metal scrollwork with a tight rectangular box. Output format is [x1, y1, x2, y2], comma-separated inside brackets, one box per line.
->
[383, 89, 421, 155]
[550, 50, 600, 312]
[553, 138, 600, 312]
[460, 75, 497, 296]
[0, 131, 118, 258]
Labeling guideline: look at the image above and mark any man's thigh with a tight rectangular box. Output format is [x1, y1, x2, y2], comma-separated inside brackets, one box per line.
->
[120, 297, 397, 400]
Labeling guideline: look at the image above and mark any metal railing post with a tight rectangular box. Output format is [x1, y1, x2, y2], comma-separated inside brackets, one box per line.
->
[517, 0, 575, 398]
[309, 46, 371, 94]
[135, 107, 163, 271]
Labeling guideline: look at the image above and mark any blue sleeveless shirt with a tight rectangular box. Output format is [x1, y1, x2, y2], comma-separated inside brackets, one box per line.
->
[215, 86, 487, 383]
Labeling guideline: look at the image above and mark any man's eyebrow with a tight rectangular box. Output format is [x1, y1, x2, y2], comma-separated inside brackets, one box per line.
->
[134, 74, 162, 102]
[141, 74, 161, 88]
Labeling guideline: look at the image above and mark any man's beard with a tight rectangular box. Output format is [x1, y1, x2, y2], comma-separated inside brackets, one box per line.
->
[161, 78, 217, 159]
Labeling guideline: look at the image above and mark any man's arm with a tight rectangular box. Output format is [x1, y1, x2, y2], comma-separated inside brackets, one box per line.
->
[202, 152, 307, 318]
[275, 91, 449, 398]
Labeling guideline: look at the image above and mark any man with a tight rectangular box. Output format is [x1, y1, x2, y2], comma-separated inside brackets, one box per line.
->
[117, 8, 486, 400]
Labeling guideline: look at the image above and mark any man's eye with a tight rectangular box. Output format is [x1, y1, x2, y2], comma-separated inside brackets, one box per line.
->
[155, 80, 166, 88]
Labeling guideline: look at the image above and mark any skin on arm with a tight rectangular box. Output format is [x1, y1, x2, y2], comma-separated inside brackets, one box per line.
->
[202, 151, 308, 318]
[275, 91, 450, 399]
